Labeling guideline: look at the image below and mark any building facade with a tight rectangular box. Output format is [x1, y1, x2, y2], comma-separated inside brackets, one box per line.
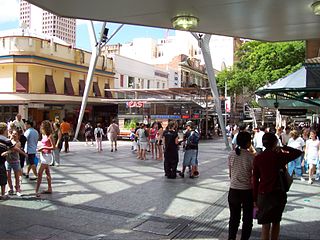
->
[0, 35, 115, 131]
[20, 0, 76, 45]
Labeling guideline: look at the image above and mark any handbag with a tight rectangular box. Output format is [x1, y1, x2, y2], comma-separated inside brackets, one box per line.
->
[279, 167, 293, 192]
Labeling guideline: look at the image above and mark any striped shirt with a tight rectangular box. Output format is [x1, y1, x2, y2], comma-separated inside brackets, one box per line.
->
[228, 149, 254, 190]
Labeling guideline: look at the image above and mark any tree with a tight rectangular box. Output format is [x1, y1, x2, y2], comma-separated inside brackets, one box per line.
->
[216, 41, 305, 96]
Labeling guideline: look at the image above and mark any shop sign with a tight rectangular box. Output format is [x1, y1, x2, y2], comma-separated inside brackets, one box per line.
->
[192, 114, 200, 119]
[126, 101, 145, 108]
[279, 109, 307, 116]
[151, 115, 181, 119]
[181, 115, 190, 119]
[28, 103, 44, 108]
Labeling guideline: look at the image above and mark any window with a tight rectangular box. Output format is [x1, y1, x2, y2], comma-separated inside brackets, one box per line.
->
[92, 82, 101, 97]
[104, 83, 112, 98]
[128, 76, 134, 88]
[147, 80, 150, 89]
[162, 83, 165, 89]
[120, 74, 124, 87]
[156, 82, 160, 88]
[16, 72, 29, 93]
[64, 78, 74, 95]
[79, 80, 85, 96]
[45, 75, 56, 94]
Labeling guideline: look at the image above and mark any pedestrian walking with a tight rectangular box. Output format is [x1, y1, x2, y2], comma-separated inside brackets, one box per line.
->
[228, 132, 255, 240]
[52, 122, 62, 166]
[13, 114, 26, 133]
[136, 123, 148, 160]
[287, 130, 305, 182]
[156, 122, 164, 161]
[94, 123, 104, 152]
[60, 118, 71, 153]
[149, 122, 158, 159]
[84, 122, 94, 146]
[35, 120, 54, 197]
[24, 120, 39, 180]
[303, 130, 320, 184]
[107, 119, 120, 152]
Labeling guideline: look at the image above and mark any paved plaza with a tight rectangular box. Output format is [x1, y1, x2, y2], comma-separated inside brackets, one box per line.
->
[0, 138, 319, 240]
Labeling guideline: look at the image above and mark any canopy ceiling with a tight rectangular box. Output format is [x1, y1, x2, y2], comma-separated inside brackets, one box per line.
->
[27, 0, 320, 42]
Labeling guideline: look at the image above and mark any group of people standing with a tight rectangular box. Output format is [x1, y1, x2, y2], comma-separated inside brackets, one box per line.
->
[84, 120, 120, 152]
[0, 114, 70, 199]
[228, 124, 320, 240]
[132, 120, 200, 179]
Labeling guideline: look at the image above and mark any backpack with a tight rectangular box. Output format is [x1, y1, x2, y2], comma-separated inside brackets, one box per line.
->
[187, 130, 200, 146]
[96, 129, 101, 138]
[144, 129, 149, 137]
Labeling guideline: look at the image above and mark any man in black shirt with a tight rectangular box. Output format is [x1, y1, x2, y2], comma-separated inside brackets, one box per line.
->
[163, 121, 179, 179]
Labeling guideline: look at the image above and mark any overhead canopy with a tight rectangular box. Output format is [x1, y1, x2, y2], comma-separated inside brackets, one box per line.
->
[27, 0, 320, 42]
[256, 64, 320, 107]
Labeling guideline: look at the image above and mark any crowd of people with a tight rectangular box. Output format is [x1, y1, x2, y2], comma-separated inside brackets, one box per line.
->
[227, 123, 320, 240]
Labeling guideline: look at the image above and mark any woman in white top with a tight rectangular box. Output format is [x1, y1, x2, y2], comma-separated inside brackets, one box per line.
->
[287, 130, 305, 181]
[303, 130, 320, 184]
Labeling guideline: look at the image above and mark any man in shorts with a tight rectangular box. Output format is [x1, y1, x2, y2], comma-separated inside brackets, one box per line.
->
[179, 121, 199, 178]
[24, 120, 39, 180]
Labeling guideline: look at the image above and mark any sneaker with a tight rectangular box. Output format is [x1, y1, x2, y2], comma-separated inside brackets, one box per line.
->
[179, 172, 184, 178]
[25, 174, 29, 179]
[308, 179, 313, 184]
[30, 177, 38, 181]
[315, 177, 319, 181]
[7, 189, 14, 195]
[16, 192, 22, 197]
[111, 149, 113, 152]
[300, 177, 306, 182]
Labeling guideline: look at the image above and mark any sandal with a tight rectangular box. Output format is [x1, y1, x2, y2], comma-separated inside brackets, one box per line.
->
[41, 190, 52, 194]
[35, 193, 41, 198]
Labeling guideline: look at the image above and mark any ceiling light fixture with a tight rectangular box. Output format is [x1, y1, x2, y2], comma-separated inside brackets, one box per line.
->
[171, 15, 199, 30]
[311, 1, 320, 15]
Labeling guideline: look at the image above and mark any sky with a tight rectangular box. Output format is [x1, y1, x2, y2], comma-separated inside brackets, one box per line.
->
[0, 0, 174, 51]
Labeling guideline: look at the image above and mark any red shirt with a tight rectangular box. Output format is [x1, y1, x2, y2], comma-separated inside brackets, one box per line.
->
[253, 146, 302, 202]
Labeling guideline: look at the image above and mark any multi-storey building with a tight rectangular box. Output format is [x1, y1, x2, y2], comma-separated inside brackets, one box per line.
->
[0, 35, 115, 130]
[20, 0, 76, 45]
[104, 31, 235, 71]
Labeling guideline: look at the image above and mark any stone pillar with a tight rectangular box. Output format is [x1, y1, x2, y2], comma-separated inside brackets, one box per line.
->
[18, 105, 28, 120]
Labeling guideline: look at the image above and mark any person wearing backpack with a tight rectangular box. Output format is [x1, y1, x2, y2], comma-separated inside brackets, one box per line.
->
[94, 123, 104, 152]
[136, 123, 148, 160]
[179, 121, 199, 178]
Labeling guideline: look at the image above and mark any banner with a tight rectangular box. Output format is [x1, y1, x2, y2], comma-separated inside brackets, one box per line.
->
[126, 101, 145, 108]
[225, 97, 231, 113]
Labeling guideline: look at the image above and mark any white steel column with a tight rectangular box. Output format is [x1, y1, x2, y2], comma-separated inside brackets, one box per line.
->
[192, 33, 231, 150]
[74, 22, 124, 140]
[73, 21, 106, 140]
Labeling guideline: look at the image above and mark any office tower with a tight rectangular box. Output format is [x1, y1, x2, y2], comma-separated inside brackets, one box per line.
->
[19, 0, 76, 45]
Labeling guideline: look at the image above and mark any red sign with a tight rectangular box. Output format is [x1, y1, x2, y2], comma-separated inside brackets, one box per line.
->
[181, 115, 190, 119]
[192, 114, 200, 119]
[126, 101, 145, 108]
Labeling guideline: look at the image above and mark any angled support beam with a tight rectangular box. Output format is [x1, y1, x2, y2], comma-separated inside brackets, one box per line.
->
[192, 33, 230, 150]
[74, 23, 124, 140]
[74, 21, 106, 140]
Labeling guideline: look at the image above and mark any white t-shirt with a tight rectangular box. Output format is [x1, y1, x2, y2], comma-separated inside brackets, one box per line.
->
[287, 137, 305, 151]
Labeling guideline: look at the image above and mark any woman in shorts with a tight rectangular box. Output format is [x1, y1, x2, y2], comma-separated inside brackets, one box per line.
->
[35, 120, 54, 197]
[5, 130, 26, 196]
[253, 133, 302, 240]
[304, 130, 320, 184]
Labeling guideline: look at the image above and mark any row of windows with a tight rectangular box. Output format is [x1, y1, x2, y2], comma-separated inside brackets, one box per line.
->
[16, 73, 109, 98]
[120, 75, 166, 89]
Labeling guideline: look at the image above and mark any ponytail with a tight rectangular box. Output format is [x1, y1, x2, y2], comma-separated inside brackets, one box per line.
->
[235, 146, 241, 155]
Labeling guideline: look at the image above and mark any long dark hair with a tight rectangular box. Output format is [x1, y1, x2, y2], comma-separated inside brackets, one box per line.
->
[235, 132, 251, 155]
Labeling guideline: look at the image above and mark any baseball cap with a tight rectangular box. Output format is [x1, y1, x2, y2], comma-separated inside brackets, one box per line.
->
[186, 121, 194, 127]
